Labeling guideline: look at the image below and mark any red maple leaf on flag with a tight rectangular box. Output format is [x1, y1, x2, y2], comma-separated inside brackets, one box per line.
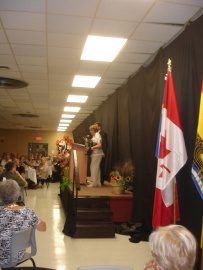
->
[159, 134, 171, 159]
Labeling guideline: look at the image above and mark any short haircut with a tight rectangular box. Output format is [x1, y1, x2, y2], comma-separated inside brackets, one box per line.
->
[0, 179, 20, 204]
[89, 124, 98, 132]
[5, 161, 15, 172]
[149, 224, 197, 270]
[95, 122, 102, 128]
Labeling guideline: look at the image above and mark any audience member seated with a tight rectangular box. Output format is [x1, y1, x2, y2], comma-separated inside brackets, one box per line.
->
[15, 158, 26, 178]
[0, 180, 46, 266]
[2, 161, 28, 201]
[0, 167, 4, 182]
[0, 152, 11, 168]
[144, 224, 197, 270]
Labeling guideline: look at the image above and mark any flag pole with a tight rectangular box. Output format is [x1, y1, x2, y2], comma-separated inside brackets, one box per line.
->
[167, 59, 176, 225]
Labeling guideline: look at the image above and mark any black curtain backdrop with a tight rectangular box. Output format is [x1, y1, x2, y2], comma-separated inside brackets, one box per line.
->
[73, 15, 203, 267]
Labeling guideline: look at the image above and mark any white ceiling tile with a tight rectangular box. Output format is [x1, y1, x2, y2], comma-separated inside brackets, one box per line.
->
[19, 65, 47, 73]
[115, 52, 151, 64]
[0, 0, 45, 12]
[48, 67, 77, 75]
[48, 14, 92, 34]
[125, 40, 164, 54]
[6, 30, 46, 45]
[144, 2, 201, 24]
[104, 70, 133, 79]
[48, 47, 81, 59]
[11, 44, 46, 57]
[90, 19, 138, 38]
[22, 72, 48, 80]
[0, 29, 8, 43]
[100, 77, 126, 85]
[0, 44, 12, 54]
[48, 57, 79, 69]
[48, 33, 86, 48]
[76, 68, 105, 77]
[16, 56, 47, 66]
[0, 55, 16, 64]
[97, 0, 154, 21]
[132, 23, 183, 42]
[28, 84, 48, 90]
[0, 11, 46, 31]
[78, 61, 110, 71]
[25, 79, 48, 86]
[0, 71, 22, 78]
[160, 0, 203, 7]
[109, 62, 141, 73]
[0, 0, 201, 131]
[0, 64, 19, 72]
[47, 0, 99, 16]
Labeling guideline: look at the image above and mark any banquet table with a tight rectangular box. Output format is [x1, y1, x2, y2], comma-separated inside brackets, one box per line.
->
[25, 167, 37, 184]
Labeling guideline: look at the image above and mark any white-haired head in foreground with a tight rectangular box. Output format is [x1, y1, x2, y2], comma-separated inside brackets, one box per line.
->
[149, 224, 197, 270]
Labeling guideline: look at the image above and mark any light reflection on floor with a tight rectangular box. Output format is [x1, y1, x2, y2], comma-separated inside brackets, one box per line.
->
[20, 183, 151, 270]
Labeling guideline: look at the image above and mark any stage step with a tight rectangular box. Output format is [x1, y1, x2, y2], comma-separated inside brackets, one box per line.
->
[76, 196, 110, 209]
[74, 196, 115, 238]
[75, 222, 115, 238]
[77, 208, 113, 222]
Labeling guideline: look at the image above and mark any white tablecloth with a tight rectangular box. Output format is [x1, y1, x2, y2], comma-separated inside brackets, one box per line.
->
[25, 167, 37, 184]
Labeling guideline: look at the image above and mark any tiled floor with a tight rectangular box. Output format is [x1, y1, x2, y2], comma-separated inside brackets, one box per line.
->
[20, 183, 151, 270]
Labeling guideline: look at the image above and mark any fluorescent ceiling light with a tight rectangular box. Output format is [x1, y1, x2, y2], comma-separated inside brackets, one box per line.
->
[62, 114, 75, 118]
[57, 129, 66, 131]
[60, 119, 72, 123]
[64, 106, 80, 112]
[81, 35, 127, 62]
[67, 95, 88, 103]
[59, 123, 69, 127]
[72, 75, 101, 88]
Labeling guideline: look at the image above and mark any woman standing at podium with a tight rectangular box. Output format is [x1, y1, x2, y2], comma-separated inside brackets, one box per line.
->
[86, 124, 103, 187]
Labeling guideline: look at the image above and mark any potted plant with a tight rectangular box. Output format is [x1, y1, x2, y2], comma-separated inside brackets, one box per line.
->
[60, 175, 73, 191]
[109, 160, 134, 194]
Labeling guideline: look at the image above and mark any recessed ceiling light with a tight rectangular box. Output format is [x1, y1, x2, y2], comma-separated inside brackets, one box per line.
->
[57, 129, 66, 131]
[59, 123, 69, 127]
[61, 114, 75, 118]
[81, 35, 127, 62]
[72, 75, 101, 88]
[67, 95, 88, 103]
[64, 107, 80, 112]
[60, 119, 72, 123]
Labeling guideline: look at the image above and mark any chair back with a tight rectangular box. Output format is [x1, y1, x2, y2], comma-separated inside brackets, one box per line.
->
[0, 227, 37, 268]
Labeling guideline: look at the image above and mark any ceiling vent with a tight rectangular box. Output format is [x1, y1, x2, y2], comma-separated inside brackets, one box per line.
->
[24, 126, 41, 129]
[0, 77, 29, 89]
[12, 113, 39, 118]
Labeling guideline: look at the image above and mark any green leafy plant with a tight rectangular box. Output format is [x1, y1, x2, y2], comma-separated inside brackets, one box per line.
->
[60, 175, 73, 191]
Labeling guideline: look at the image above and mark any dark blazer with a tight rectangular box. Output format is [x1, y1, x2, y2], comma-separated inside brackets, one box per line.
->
[99, 130, 108, 155]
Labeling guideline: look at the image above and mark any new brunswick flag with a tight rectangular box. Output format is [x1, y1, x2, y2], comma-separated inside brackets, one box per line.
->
[191, 81, 203, 199]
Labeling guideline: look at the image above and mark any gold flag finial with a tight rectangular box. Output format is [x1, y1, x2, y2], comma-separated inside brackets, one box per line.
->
[167, 59, 172, 72]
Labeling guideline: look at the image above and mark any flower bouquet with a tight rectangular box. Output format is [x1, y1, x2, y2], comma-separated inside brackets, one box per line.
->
[110, 160, 134, 193]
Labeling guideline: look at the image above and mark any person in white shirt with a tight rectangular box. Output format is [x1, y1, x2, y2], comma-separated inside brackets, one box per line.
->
[36, 157, 48, 188]
[86, 124, 103, 187]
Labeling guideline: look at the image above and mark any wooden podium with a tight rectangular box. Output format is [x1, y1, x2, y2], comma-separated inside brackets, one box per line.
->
[69, 143, 87, 184]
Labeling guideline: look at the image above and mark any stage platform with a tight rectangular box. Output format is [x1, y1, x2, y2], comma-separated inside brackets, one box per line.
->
[77, 180, 133, 223]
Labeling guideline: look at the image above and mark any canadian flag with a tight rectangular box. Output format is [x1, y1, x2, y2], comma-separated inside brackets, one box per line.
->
[152, 68, 187, 229]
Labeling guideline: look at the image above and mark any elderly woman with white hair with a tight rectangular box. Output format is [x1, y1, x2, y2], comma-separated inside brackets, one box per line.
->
[144, 224, 197, 270]
[0, 179, 46, 266]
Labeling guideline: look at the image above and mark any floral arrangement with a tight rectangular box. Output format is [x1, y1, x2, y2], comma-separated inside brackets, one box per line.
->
[110, 160, 135, 192]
